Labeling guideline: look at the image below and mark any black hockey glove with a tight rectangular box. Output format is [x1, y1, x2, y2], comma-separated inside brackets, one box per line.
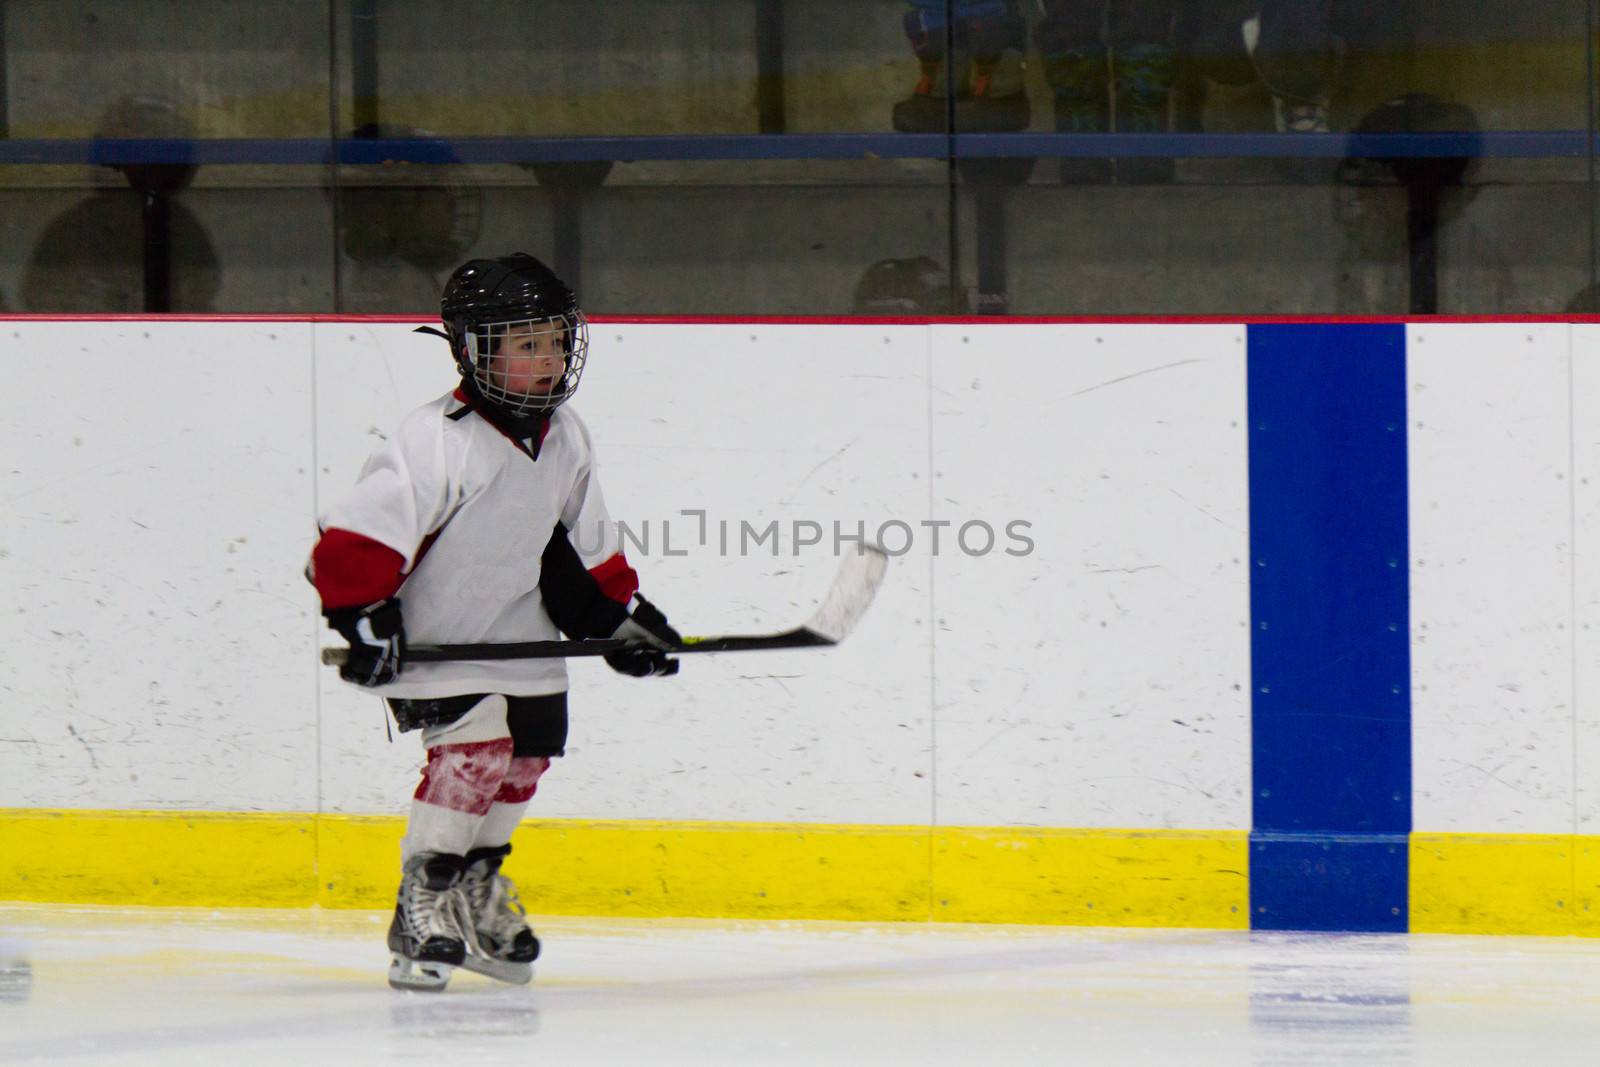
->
[324, 598, 406, 687]
[605, 594, 681, 678]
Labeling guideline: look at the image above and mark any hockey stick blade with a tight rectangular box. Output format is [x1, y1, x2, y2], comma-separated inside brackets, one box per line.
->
[320, 545, 889, 666]
[790, 541, 888, 643]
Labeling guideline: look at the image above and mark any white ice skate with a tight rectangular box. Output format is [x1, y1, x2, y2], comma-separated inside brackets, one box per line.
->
[458, 844, 540, 985]
[387, 853, 470, 992]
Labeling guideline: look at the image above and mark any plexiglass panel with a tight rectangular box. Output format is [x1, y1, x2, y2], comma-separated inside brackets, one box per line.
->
[0, 1, 1589, 315]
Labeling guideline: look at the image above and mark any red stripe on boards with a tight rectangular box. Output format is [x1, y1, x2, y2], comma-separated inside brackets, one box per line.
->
[5, 313, 1600, 325]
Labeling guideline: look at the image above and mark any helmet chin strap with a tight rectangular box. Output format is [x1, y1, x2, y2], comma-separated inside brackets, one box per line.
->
[413, 325, 452, 342]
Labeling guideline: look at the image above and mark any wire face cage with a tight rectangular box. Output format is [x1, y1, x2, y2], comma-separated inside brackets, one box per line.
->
[462, 312, 589, 416]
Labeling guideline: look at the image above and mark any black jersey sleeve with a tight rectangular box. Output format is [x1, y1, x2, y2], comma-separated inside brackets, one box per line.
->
[540, 522, 631, 640]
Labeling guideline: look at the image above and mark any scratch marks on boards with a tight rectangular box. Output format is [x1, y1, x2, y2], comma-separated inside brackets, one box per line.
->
[65, 725, 101, 770]
[1067, 360, 1205, 399]
[793, 438, 859, 491]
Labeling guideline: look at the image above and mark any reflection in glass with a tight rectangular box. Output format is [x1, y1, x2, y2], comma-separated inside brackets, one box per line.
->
[336, 125, 483, 313]
[0, 1, 1588, 316]
[21, 95, 219, 313]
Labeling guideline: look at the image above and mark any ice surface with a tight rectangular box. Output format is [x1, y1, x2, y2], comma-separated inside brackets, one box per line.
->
[2, 904, 1599, 1065]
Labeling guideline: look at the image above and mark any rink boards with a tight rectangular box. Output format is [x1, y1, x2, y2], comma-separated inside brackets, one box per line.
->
[3, 316, 1600, 934]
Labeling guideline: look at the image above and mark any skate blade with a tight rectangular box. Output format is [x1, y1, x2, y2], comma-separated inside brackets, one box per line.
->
[458, 955, 533, 985]
[388, 954, 456, 992]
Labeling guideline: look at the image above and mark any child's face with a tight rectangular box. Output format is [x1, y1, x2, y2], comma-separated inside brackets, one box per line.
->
[487, 321, 567, 397]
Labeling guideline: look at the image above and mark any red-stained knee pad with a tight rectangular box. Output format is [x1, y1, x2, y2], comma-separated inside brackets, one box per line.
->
[494, 756, 550, 804]
[414, 738, 515, 815]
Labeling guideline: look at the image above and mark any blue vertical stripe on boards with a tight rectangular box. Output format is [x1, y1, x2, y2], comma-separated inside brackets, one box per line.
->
[1246, 323, 1411, 933]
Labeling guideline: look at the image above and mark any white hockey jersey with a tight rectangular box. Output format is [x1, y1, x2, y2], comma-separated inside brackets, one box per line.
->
[316, 390, 633, 698]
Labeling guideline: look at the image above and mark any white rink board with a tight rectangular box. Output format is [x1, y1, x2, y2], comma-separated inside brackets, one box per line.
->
[929, 324, 1251, 829]
[0, 321, 318, 811]
[1573, 325, 1600, 833]
[550, 324, 932, 823]
[6, 320, 1246, 829]
[1406, 324, 1576, 834]
[13, 319, 1600, 851]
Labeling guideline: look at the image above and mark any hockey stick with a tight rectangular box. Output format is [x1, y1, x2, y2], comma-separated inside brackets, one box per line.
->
[320, 545, 888, 666]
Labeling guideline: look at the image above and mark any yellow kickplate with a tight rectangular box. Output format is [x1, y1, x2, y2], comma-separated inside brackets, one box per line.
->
[932, 826, 1249, 929]
[1, 809, 1246, 928]
[0, 809, 318, 908]
[1410, 833, 1597, 937]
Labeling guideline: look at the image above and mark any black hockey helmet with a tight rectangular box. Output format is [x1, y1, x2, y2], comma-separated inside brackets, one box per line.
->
[439, 253, 589, 417]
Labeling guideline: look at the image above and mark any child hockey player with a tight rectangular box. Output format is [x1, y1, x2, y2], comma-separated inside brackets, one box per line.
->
[310, 253, 680, 991]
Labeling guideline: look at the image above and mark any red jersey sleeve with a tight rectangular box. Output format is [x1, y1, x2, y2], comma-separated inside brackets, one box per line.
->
[310, 527, 407, 610]
[588, 552, 640, 605]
